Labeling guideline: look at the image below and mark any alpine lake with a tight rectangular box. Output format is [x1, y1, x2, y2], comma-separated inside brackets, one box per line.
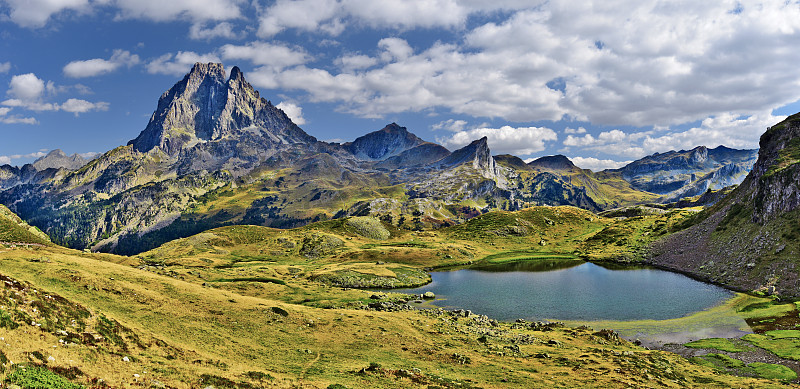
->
[389, 258, 795, 348]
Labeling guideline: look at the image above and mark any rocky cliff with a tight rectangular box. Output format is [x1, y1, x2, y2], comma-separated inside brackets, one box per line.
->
[130, 63, 316, 157]
[648, 113, 800, 298]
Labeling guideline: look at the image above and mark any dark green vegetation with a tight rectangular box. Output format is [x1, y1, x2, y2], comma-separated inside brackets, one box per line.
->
[6, 366, 84, 389]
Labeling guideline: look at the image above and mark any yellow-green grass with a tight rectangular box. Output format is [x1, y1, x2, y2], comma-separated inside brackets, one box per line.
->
[747, 362, 798, 381]
[564, 294, 788, 340]
[743, 333, 800, 361]
[684, 338, 752, 353]
[0, 246, 787, 388]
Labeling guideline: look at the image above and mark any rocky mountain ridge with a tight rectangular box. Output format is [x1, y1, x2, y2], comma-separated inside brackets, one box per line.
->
[0, 63, 759, 254]
[647, 113, 800, 298]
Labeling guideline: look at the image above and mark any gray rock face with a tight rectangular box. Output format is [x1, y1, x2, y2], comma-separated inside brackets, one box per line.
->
[616, 145, 757, 195]
[346, 123, 426, 161]
[32, 149, 87, 171]
[434, 137, 498, 177]
[129, 63, 316, 156]
[528, 155, 578, 171]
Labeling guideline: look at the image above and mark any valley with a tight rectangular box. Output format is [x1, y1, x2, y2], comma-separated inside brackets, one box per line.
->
[0, 63, 799, 388]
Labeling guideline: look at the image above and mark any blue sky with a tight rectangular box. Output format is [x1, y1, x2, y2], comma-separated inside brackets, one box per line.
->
[2, 0, 800, 171]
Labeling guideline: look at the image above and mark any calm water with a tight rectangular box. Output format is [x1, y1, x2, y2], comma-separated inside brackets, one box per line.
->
[395, 260, 733, 321]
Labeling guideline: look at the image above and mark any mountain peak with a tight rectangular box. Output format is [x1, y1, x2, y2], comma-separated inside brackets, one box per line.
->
[528, 155, 576, 171]
[129, 63, 315, 155]
[347, 123, 425, 161]
[32, 149, 86, 171]
[435, 137, 495, 173]
[187, 62, 226, 80]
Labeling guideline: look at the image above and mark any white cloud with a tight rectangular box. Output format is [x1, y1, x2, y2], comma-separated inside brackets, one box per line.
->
[570, 156, 632, 172]
[0, 150, 48, 164]
[3, 73, 108, 117]
[63, 49, 140, 78]
[220, 41, 310, 69]
[3, 0, 89, 28]
[79, 151, 99, 159]
[189, 22, 240, 40]
[0, 106, 37, 125]
[437, 125, 558, 155]
[111, 0, 243, 22]
[276, 101, 306, 125]
[0, 62, 10, 73]
[256, 0, 343, 37]
[60, 98, 110, 115]
[431, 119, 468, 132]
[334, 54, 378, 72]
[564, 127, 587, 134]
[146, 51, 221, 76]
[256, 0, 488, 38]
[8, 73, 45, 101]
[378, 38, 413, 62]
[641, 111, 782, 153]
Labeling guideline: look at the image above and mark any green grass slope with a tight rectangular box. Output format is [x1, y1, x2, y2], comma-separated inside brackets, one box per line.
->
[0, 241, 787, 388]
[0, 204, 51, 245]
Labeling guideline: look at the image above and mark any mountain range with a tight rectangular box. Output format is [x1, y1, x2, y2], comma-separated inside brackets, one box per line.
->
[0, 63, 757, 254]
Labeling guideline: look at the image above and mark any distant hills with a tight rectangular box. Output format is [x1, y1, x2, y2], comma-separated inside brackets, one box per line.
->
[0, 63, 757, 254]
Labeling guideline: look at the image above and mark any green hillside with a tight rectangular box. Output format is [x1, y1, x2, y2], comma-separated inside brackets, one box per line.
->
[0, 209, 789, 388]
[0, 204, 51, 245]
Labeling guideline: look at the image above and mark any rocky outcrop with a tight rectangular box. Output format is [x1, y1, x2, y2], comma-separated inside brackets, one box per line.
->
[433, 137, 499, 179]
[32, 149, 87, 171]
[376, 143, 451, 170]
[346, 123, 426, 161]
[129, 63, 316, 156]
[648, 113, 800, 298]
[528, 155, 579, 172]
[615, 146, 757, 195]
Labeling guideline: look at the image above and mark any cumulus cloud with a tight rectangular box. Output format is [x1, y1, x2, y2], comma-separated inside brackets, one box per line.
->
[564, 127, 587, 134]
[256, 0, 492, 38]
[63, 49, 140, 78]
[0, 62, 10, 73]
[246, 1, 800, 155]
[7, 73, 46, 101]
[146, 51, 221, 76]
[431, 119, 468, 132]
[0, 107, 37, 125]
[334, 54, 378, 72]
[3, 0, 89, 28]
[437, 126, 558, 155]
[275, 101, 306, 125]
[220, 41, 310, 69]
[3, 0, 244, 28]
[570, 157, 632, 172]
[189, 22, 240, 40]
[378, 38, 413, 62]
[111, 0, 243, 22]
[60, 98, 110, 115]
[2, 73, 108, 117]
[0, 150, 48, 164]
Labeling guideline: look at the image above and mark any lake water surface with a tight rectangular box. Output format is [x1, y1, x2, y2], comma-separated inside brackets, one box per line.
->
[395, 260, 734, 321]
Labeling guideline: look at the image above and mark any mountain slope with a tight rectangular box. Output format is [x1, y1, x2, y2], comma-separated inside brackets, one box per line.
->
[647, 113, 800, 297]
[616, 146, 757, 199]
[0, 204, 51, 244]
